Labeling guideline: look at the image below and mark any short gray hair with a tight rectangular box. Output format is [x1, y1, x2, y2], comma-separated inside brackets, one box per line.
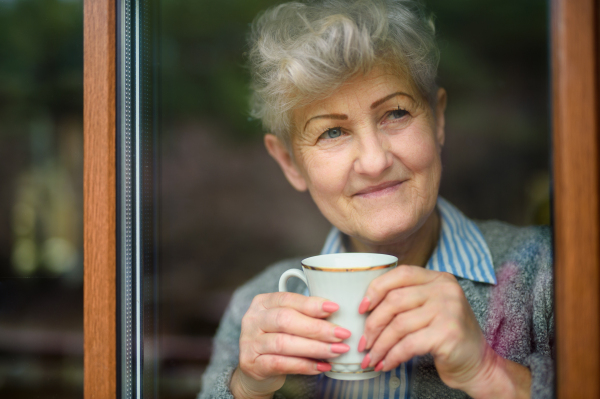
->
[247, 0, 439, 147]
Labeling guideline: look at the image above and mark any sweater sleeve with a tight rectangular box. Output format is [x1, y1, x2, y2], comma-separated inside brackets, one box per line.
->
[477, 222, 555, 399]
[197, 291, 243, 399]
[197, 260, 303, 399]
[526, 241, 555, 399]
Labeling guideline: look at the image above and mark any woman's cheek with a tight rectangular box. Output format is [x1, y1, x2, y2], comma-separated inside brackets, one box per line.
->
[394, 131, 440, 173]
[310, 166, 348, 199]
[304, 148, 351, 190]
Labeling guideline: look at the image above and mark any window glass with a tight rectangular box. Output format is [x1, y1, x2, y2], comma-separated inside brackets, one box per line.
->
[0, 0, 83, 397]
[0, 0, 550, 397]
[158, 0, 549, 397]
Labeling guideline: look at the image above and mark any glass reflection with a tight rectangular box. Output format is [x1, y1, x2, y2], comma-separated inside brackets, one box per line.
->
[0, 0, 83, 397]
[158, 0, 549, 397]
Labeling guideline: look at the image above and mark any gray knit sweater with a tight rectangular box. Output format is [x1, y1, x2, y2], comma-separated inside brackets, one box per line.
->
[198, 221, 554, 398]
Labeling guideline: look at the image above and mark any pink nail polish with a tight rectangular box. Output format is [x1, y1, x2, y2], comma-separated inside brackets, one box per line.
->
[334, 327, 351, 339]
[322, 301, 339, 313]
[357, 335, 366, 352]
[331, 343, 350, 353]
[360, 353, 371, 369]
[374, 360, 384, 372]
[358, 297, 370, 314]
[317, 362, 331, 372]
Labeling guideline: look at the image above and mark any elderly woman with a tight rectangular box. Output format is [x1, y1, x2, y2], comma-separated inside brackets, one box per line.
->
[199, 0, 553, 398]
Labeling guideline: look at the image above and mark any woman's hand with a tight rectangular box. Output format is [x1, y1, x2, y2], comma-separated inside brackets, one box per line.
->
[359, 265, 531, 398]
[230, 292, 352, 399]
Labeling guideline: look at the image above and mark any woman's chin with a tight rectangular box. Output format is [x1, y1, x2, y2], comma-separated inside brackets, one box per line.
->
[354, 221, 420, 247]
[349, 206, 434, 248]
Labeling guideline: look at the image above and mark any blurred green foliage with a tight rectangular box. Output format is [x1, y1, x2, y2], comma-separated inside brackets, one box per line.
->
[160, 0, 548, 146]
[429, 0, 548, 135]
[0, 2, 84, 397]
[0, 0, 547, 146]
[0, 0, 83, 137]
[160, 0, 285, 141]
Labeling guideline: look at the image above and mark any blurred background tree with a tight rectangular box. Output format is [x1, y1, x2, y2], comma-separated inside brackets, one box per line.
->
[0, 0, 83, 278]
[0, 0, 83, 397]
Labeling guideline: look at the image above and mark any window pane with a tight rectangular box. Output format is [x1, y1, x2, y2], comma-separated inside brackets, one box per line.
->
[157, 0, 550, 397]
[159, 1, 326, 396]
[0, 0, 83, 397]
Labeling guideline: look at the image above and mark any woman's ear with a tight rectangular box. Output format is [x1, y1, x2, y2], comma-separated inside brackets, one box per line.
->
[264, 134, 308, 191]
[435, 88, 447, 149]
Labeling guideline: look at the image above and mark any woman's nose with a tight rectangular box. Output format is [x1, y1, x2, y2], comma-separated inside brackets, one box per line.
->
[353, 130, 393, 177]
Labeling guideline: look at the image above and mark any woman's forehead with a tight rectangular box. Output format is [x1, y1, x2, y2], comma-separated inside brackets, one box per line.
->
[294, 67, 423, 121]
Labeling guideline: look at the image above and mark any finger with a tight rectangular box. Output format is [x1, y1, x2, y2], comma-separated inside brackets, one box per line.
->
[254, 354, 331, 377]
[363, 285, 428, 349]
[262, 307, 348, 342]
[257, 333, 350, 359]
[362, 267, 450, 313]
[378, 327, 439, 372]
[367, 306, 435, 367]
[259, 292, 339, 318]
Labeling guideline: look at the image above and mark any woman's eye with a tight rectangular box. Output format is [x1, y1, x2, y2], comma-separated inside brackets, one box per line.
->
[387, 108, 409, 120]
[319, 127, 343, 140]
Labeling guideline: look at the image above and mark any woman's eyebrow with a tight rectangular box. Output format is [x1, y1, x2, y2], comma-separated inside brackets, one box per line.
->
[370, 91, 415, 109]
[303, 113, 348, 132]
[303, 91, 414, 132]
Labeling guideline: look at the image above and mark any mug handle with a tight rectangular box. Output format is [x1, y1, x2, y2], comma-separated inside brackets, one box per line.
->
[279, 269, 308, 293]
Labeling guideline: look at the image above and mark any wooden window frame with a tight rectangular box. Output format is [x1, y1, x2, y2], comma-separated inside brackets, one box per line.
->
[84, 0, 116, 397]
[551, 0, 600, 397]
[83, 0, 600, 397]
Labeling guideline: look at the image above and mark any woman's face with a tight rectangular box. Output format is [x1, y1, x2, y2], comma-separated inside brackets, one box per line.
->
[266, 66, 447, 246]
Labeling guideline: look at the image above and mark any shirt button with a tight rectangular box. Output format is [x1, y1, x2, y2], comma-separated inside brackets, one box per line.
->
[390, 376, 401, 389]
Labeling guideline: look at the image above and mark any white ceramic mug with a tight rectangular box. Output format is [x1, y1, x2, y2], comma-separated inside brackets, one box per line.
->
[279, 253, 397, 380]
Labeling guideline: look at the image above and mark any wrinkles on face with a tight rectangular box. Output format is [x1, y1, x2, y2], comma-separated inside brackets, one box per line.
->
[289, 67, 444, 251]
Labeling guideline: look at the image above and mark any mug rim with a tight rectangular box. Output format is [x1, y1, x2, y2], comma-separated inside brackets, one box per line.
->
[301, 253, 397, 272]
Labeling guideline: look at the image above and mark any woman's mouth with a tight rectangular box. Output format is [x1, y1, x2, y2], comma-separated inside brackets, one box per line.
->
[354, 180, 405, 198]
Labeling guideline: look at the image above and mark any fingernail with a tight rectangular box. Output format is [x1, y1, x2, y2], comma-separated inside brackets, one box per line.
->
[317, 362, 332, 372]
[374, 360, 384, 372]
[334, 327, 351, 339]
[360, 354, 371, 369]
[358, 297, 370, 314]
[331, 343, 350, 354]
[357, 335, 366, 352]
[322, 301, 339, 313]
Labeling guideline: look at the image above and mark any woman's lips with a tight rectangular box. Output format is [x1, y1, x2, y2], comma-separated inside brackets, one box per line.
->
[354, 180, 405, 198]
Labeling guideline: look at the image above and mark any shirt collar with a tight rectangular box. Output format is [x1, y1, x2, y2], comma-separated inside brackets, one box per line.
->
[320, 197, 496, 285]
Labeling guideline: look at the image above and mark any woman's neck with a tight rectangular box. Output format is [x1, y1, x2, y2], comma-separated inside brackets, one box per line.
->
[348, 209, 441, 267]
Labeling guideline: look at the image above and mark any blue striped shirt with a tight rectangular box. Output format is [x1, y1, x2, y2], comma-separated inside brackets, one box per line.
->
[313, 197, 496, 398]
